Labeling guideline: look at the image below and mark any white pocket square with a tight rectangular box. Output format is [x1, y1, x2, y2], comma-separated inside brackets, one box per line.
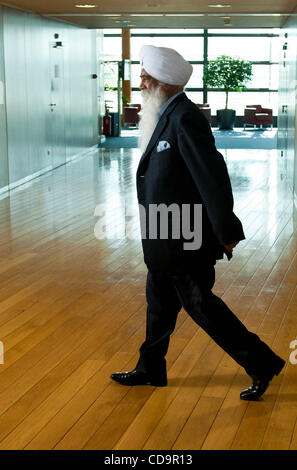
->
[157, 141, 171, 152]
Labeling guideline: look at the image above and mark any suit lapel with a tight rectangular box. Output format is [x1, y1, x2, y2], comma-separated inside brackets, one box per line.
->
[137, 92, 188, 172]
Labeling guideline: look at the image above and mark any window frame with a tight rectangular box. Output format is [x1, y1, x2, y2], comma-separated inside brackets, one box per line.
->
[103, 29, 280, 113]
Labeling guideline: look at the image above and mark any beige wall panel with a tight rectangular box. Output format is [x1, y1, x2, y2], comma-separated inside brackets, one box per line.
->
[0, 5, 99, 191]
[0, 6, 9, 190]
[97, 30, 105, 138]
[279, 10, 297, 196]
[3, 8, 30, 185]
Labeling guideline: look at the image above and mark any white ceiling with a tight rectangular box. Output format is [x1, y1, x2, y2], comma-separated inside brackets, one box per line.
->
[0, 0, 296, 29]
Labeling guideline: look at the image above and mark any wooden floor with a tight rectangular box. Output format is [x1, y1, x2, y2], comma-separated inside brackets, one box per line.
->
[0, 146, 296, 450]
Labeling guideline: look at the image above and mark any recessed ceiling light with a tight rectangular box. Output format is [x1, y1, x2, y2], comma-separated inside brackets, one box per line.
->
[75, 4, 97, 8]
[165, 14, 204, 17]
[208, 4, 231, 7]
[130, 14, 164, 16]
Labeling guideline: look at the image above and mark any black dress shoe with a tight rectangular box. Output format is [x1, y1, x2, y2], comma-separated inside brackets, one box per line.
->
[110, 369, 167, 387]
[240, 376, 272, 401]
[240, 359, 285, 401]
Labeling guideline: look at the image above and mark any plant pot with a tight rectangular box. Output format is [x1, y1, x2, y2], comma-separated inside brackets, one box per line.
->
[217, 109, 236, 130]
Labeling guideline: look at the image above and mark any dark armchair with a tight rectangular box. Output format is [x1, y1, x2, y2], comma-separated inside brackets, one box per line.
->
[243, 105, 273, 129]
[196, 103, 212, 124]
[123, 103, 141, 127]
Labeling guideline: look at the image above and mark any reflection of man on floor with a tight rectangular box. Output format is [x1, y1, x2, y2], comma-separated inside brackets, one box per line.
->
[111, 45, 285, 400]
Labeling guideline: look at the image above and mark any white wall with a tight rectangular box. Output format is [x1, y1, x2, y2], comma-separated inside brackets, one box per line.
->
[0, 5, 8, 191]
[0, 5, 101, 192]
[97, 30, 105, 140]
[278, 9, 297, 199]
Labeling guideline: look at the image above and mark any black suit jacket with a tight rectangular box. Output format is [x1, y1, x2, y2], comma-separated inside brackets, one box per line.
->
[136, 92, 245, 273]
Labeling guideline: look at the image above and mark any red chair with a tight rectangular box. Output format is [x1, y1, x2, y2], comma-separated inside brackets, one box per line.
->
[243, 105, 273, 130]
[123, 103, 141, 127]
[196, 103, 211, 124]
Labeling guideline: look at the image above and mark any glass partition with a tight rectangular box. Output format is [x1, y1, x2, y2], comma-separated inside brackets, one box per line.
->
[103, 28, 280, 119]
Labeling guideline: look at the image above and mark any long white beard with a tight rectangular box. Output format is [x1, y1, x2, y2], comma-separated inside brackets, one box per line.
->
[138, 87, 167, 154]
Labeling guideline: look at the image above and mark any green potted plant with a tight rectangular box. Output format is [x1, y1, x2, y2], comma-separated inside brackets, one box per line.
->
[203, 55, 253, 130]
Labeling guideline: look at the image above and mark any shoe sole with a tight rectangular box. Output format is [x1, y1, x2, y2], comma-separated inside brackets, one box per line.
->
[110, 375, 167, 387]
[240, 394, 263, 401]
[240, 359, 286, 401]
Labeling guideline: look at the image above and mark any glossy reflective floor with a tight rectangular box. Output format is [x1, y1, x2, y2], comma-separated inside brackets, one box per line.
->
[0, 146, 296, 450]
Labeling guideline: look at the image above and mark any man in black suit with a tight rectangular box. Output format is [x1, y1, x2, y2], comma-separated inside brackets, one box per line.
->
[111, 46, 285, 400]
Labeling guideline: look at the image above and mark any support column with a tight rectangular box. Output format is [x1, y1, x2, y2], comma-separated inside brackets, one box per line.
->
[122, 28, 131, 104]
[203, 29, 208, 105]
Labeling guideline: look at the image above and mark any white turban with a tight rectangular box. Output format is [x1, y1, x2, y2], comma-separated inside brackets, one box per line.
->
[140, 45, 193, 86]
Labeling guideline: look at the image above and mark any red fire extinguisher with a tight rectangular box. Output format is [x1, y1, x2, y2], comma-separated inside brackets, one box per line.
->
[103, 110, 112, 136]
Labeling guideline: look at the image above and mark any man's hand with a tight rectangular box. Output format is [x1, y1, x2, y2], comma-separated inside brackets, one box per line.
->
[224, 242, 239, 254]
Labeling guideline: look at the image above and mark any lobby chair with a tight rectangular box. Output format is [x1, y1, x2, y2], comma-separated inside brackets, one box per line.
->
[123, 103, 141, 128]
[243, 105, 273, 130]
[196, 103, 212, 124]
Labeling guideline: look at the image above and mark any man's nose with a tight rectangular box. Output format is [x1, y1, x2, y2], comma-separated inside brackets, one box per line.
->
[139, 79, 145, 90]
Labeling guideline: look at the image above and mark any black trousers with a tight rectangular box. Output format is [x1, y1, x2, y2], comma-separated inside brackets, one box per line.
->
[136, 261, 284, 381]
